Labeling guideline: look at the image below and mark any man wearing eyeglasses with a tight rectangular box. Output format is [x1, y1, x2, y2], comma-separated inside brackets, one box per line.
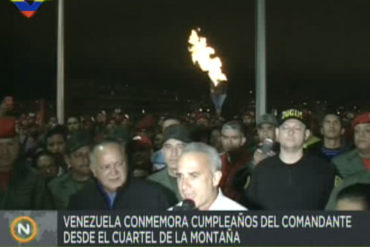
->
[245, 109, 335, 210]
[68, 139, 170, 210]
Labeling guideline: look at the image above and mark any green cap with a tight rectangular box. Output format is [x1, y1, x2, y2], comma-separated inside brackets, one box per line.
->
[106, 126, 130, 143]
[67, 131, 92, 154]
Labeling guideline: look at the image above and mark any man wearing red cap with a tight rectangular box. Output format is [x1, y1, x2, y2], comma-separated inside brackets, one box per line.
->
[0, 117, 52, 209]
[333, 112, 370, 178]
[326, 112, 370, 210]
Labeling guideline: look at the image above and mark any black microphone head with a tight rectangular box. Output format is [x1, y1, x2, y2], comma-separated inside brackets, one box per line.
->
[182, 199, 196, 209]
[172, 199, 197, 211]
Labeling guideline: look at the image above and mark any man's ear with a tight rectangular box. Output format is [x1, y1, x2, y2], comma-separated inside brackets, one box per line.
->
[90, 165, 97, 177]
[341, 128, 345, 135]
[213, 170, 222, 186]
[241, 136, 246, 146]
[304, 129, 311, 141]
[275, 127, 280, 141]
[320, 127, 324, 136]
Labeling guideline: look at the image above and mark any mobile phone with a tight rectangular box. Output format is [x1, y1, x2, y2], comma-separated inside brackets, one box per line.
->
[261, 138, 273, 155]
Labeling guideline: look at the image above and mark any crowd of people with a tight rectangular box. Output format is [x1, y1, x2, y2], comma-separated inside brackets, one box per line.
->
[0, 96, 369, 211]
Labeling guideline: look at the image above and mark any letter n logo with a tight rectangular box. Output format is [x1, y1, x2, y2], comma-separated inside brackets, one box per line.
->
[10, 216, 38, 243]
[10, 0, 45, 18]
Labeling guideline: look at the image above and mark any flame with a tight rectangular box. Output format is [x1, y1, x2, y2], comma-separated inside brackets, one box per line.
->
[188, 29, 227, 87]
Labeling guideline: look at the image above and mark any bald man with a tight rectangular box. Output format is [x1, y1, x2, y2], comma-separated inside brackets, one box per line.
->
[68, 139, 171, 210]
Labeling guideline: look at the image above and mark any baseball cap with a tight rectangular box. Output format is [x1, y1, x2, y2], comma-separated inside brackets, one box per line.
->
[256, 114, 277, 127]
[132, 135, 153, 149]
[162, 125, 192, 144]
[67, 131, 92, 154]
[0, 117, 16, 138]
[279, 109, 306, 126]
[352, 112, 370, 128]
[107, 126, 130, 143]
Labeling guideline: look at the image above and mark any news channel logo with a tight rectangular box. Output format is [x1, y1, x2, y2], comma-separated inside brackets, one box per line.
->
[9, 216, 38, 244]
[10, 0, 46, 18]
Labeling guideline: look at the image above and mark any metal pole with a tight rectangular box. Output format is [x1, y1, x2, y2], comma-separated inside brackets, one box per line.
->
[256, 0, 266, 116]
[57, 0, 65, 124]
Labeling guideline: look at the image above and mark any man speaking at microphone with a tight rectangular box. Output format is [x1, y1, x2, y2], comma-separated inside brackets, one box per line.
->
[170, 142, 246, 211]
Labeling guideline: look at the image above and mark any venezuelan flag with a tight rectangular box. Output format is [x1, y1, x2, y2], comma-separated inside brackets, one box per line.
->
[11, 0, 45, 18]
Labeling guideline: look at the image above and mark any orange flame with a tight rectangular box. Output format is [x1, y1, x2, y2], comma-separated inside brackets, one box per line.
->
[188, 29, 227, 87]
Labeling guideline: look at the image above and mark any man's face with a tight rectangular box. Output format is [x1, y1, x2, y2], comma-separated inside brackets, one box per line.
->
[176, 152, 221, 210]
[91, 143, 128, 193]
[0, 137, 19, 171]
[321, 114, 343, 139]
[36, 155, 58, 180]
[132, 146, 152, 168]
[46, 134, 66, 155]
[67, 117, 80, 132]
[242, 114, 255, 125]
[162, 139, 185, 175]
[69, 146, 91, 176]
[257, 123, 276, 143]
[354, 123, 370, 153]
[221, 128, 246, 152]
[277, 119, 308, 151]
[196, 118, 209, 128]
[47, 117, 58, 129]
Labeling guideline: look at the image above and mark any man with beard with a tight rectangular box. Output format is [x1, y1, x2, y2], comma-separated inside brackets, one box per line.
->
[219, 120, 249, 202]
[48, 131, 93, 209]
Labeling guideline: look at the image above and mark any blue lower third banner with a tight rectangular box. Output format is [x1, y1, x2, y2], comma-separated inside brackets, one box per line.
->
[1, 211, 369, 246]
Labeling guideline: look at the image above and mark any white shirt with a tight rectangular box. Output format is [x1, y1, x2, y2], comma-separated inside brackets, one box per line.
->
[168, 189, 247, 211]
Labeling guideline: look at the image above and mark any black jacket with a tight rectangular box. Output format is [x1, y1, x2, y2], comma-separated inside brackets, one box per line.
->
[68, 178, 171, 210]
[245, 153, 335, 210]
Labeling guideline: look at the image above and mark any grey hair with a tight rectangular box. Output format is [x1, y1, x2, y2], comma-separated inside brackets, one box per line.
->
[221, 120, 245, 135]
[89, 139, 126, 168]
[181, 142, 222, 171]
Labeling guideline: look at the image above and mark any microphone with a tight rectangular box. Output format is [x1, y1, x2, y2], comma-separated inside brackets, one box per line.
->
[172, 199, 197, 211]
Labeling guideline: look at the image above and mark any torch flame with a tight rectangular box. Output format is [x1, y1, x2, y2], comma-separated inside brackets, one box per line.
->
[188, 29, 227, 87]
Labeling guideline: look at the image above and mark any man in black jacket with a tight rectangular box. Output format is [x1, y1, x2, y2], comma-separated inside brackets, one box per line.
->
[68, 139, 170, 210]
[245, 109, 335, 210]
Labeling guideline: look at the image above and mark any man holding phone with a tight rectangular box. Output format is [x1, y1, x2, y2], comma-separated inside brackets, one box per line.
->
[251, 113, 279, 166]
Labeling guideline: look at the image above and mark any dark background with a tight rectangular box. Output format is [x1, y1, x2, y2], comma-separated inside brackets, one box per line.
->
[1, 0, 370, 115]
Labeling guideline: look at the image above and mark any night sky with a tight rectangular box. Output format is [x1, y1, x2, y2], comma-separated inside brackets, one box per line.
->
[1, 0, 370, 112]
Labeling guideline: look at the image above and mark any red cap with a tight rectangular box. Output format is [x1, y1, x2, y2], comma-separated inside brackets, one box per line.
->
[132, 135, 153, 148]
[352, 112, 370, 128]
[0, 117, 16, 138]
